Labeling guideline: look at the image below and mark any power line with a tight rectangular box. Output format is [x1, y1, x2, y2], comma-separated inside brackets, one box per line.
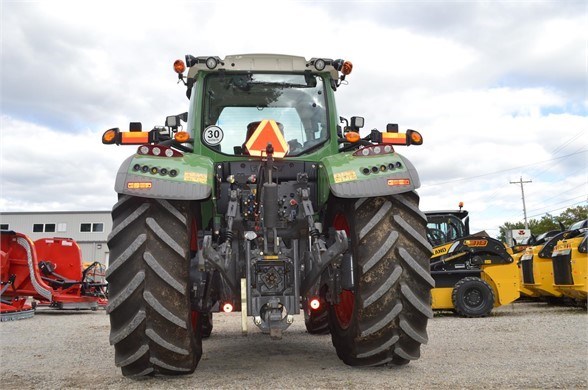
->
[479, 132, 586, 203]
[522, 130, 585, 180]
[506, 196, 587, 221]
[422, 149, 586, 187]
[551, 131, 586, 155]
[525, 194, 588, 215]
[526, 200, 587, 220]
[537, 183, 587, 205]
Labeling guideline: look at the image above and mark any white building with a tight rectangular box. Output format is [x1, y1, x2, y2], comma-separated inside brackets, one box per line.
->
[0, 211, 111, 265]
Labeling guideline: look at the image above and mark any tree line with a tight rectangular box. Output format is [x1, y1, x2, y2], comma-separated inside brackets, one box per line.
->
[498, 205, 587, 242]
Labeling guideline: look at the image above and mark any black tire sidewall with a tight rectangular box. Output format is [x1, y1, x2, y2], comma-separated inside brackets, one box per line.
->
[325, 194, 433, 365]
[107, 196, 201, 376]
[452, 277, 494, 317]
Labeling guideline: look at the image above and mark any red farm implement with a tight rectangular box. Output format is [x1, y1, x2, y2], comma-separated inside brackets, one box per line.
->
[0, 231, 108, 321]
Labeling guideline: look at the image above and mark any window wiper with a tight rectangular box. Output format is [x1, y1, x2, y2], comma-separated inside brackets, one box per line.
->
[249, 81, 312, 88]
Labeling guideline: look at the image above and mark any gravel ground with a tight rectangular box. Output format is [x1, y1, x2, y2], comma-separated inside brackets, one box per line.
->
[0, 301, 586, 389]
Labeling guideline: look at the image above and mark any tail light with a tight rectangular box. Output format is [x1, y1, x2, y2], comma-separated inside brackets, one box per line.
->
[137, 145, 183, 158]
[222, 303, 233, 313]
[353, 144, 394, 157]
[309, 298, 321, 310]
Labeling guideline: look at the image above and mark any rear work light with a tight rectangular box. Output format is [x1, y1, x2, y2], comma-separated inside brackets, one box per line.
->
[137, 144, 183, 158]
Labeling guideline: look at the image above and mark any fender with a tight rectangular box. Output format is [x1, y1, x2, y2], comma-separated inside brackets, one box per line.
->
[114, 153, 214, 200]
[319, 151, 420, 198]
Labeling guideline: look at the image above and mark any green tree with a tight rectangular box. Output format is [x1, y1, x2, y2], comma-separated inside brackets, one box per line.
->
[557, 205, 588, 227]
[498, 205, 587, 242]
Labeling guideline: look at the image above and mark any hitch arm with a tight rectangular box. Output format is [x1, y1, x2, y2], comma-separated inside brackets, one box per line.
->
[199, 235, 239, 293]
[300, 230, 348, 296]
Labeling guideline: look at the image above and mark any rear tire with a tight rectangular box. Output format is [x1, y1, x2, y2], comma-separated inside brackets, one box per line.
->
[201, 312, 213, 338]
[452, 277, 494, 317]
[106, 195, 201, 377]
[326, 193, 434, 366]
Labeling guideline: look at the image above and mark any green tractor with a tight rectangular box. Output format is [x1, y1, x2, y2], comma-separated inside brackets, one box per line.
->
[102, 54, 433, 377]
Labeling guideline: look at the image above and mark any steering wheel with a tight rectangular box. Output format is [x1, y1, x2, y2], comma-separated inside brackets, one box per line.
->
[427, 228, 447, 247]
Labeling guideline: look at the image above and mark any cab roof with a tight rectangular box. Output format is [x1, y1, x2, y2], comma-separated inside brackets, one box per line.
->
[424, 210, 469, 220]
[185, 54, 342, 80]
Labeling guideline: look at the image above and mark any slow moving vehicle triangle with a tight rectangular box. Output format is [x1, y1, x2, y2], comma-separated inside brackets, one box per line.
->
[245, 119, 288, 158]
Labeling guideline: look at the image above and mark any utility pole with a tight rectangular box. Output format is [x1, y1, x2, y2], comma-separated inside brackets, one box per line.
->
[510, 176, 532, 229]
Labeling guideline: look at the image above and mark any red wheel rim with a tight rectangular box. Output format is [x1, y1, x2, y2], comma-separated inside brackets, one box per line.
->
[332, 212, 355, 330]
[190, 310, 199, 331]
[335, 289, 354, 329]
[190, 219, 198, 252]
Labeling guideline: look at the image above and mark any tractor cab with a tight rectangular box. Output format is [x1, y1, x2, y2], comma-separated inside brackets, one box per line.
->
[200, 72, 327, 157]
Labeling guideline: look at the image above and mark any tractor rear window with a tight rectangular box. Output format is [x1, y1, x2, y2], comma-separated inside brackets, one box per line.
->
[202, 73, 328, 156]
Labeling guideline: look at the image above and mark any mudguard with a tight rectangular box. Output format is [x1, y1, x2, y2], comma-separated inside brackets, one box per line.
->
[319, 151, 420, 198]
[114, 153, 214, 200]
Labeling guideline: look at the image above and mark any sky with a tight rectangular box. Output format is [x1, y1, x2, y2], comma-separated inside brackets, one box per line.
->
[0, 0, 586, 237]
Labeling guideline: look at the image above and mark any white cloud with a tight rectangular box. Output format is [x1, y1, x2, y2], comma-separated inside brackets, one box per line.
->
[0, 115, 131, 211]
[0, 0, 586, 237]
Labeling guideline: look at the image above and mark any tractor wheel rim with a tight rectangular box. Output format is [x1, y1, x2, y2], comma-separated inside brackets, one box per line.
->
[190, 310, 199, 329]
[464, 288, 483, 307]
[335, 289, 354, 329]
[332, 212, 355, 330]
